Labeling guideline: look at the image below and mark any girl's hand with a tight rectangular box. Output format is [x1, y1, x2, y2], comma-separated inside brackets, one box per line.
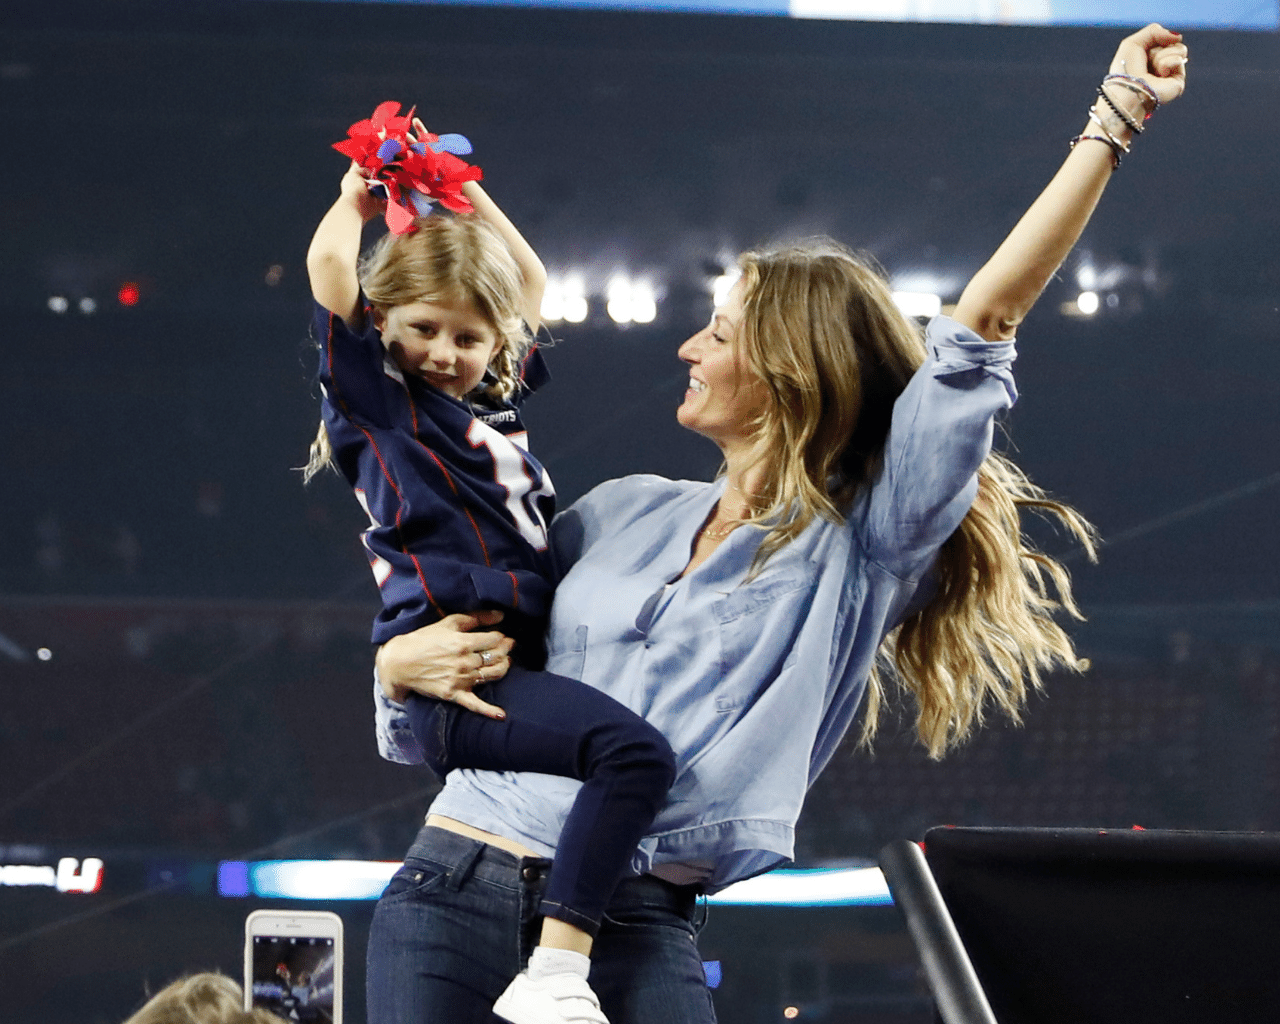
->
[340, 161, 384, 223]
[1110, 23, 1188, 106]
[375, 611, 516, 719]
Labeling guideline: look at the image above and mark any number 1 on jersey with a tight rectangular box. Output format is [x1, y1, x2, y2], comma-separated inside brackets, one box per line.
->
[466, 419, 555, 551]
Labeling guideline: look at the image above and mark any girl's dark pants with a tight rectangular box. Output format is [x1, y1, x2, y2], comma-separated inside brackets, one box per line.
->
[405, 664, 676, 936]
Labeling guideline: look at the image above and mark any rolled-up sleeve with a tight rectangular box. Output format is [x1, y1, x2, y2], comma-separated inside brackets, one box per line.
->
[372, 678, 424, 764]
[861, 315, 1017, 579]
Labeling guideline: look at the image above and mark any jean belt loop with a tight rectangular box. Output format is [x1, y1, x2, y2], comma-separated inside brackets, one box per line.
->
[445, 840, 485, 891]
[692, 891, 709, 930]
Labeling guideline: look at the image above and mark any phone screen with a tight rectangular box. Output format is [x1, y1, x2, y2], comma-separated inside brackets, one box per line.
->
[250, 934, 337, 1023]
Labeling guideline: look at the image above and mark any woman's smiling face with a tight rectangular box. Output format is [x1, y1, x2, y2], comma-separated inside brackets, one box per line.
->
[676, 279, 768, 452]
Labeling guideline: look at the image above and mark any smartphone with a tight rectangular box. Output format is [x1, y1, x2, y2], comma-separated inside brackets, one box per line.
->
[244, 909, 343, 1023]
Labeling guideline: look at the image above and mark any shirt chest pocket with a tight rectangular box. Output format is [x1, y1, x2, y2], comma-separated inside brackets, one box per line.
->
[549, 622, 589, 680]
[711, 569, 814, 708]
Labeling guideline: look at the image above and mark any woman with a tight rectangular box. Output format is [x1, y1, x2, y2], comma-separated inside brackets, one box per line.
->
[367, 25, 1188, 1024]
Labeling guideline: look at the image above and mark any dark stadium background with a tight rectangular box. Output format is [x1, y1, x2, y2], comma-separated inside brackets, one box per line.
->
[2, 4, 1278, 1021]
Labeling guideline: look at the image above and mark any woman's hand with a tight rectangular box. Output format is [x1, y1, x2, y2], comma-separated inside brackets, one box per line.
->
[375, 611, 516, 719]
[1110, 23, 1188, 107]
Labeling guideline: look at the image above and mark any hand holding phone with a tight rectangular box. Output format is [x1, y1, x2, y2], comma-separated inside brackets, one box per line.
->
[244, 910, 343, 1023]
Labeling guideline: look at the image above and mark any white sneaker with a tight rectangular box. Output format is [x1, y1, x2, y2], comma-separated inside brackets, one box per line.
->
[493, 969, 610, 1024]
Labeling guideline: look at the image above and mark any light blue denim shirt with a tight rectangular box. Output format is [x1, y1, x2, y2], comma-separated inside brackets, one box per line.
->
[376, 315, 1017, 892]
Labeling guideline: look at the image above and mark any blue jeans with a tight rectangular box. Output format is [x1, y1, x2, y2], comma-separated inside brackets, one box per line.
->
[366, 825, 718, 1024]
[406, 665, 676, 936]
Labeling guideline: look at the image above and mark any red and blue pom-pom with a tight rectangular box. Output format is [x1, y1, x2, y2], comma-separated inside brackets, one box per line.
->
[332, 101, 483, 235]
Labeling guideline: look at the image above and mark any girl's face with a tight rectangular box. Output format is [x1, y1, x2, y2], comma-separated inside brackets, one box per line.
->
[676, 279, 768, 450]
[375, 297, 499, 400]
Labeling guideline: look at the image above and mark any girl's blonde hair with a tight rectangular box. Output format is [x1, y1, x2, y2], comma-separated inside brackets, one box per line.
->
[304, 214, 530, 482]
[730, 239, 1097, 758]
[122, 972, 287, 1024]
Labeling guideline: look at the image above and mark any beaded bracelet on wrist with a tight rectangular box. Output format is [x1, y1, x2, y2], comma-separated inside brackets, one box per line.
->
[1103, 72, 1160, 116]
[1097, 85, 1144, 134]
[1070, 132, 1123, 168]
[1068, 66, 1163, 170]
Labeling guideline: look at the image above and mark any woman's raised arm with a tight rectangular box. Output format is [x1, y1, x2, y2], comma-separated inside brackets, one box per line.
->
[953, 24, 1187, 342]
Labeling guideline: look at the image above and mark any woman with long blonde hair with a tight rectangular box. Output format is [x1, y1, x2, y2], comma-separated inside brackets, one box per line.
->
[365, 24, 1188, 1024]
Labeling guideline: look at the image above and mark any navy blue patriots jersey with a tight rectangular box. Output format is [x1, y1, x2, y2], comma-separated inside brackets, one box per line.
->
[315, 297, 557, 648]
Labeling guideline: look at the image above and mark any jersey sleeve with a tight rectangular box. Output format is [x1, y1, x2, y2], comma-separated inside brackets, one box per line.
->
[314, 296, 396, 430]
[510, 325, 553, 406]
[856, 314, 1018, 580]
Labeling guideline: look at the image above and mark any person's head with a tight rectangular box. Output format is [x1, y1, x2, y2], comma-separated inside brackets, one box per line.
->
[679, 239, 927, 555]
[681, 239, 1094, 757]
[360, 214, 528, 401]
[676, 277, 767, 455]
[740, 241, 927, 494]
[121, 972, 288, 1024]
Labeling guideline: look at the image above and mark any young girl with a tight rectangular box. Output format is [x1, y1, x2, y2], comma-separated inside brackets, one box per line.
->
[304, 119, 676, 1024]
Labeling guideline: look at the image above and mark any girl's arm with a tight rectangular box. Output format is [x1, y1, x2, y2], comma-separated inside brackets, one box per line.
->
[306, 163, 381, 327]
[411, 118, 547, 333]
[464, 180, 548, 335]
[953, 24, 1188, 342]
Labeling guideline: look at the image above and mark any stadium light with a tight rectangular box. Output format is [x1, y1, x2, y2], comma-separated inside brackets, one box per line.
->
[712, 270, 740, 308]
[542, 276, 588, 324]
[1076, 290, 1100, 316]
[606, 276, 658, 325]
[562, 290, 588, 323]
[892, 291, 942, 319]
[217, 858, 893, 905]
[630, 281, 657, 324]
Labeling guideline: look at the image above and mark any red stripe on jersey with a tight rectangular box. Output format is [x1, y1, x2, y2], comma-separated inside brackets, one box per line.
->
[414, 431, 494, 570]
[327, 320, 447, 620]
[397, 504, 446, 619]
[366, 427, 450, 619]
[403, 382, 421, 436]
[519, 344, 539, 380]
[384, 366, 495, 570]
[464, 508, 493, 567]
